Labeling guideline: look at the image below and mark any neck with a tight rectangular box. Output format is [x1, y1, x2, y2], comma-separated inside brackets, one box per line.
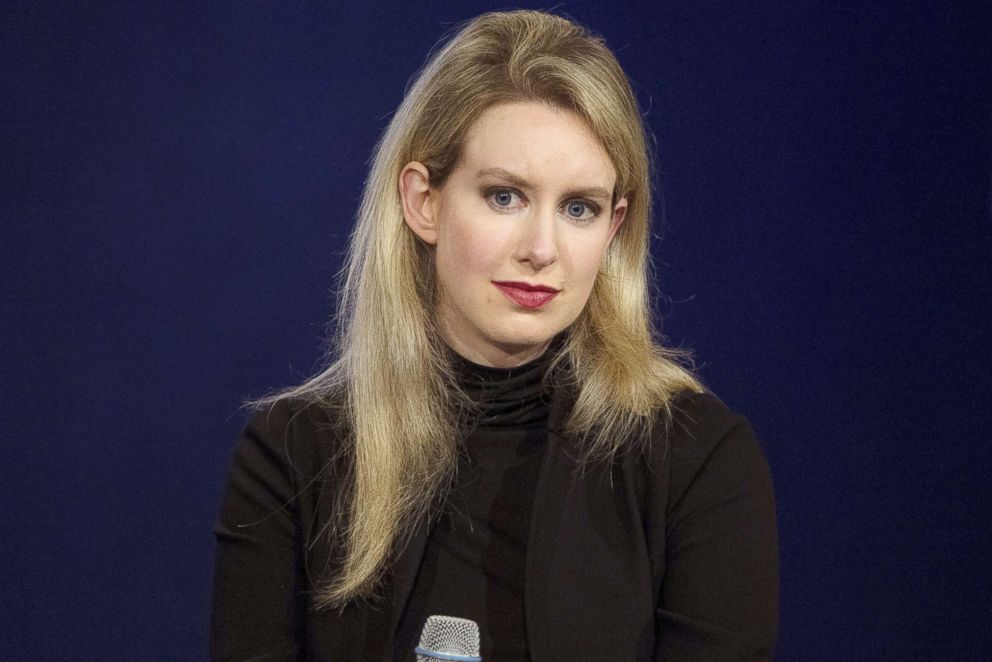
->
[443, 336, 551, 369]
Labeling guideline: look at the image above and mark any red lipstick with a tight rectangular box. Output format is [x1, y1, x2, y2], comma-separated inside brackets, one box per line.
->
[492, 281, 560, 309]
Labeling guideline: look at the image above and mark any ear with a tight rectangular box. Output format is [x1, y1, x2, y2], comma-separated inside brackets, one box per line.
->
[606, 196, 628, 244]
[399, 161, 439, 245]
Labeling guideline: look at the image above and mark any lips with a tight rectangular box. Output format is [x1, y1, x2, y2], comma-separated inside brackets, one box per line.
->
[492, 281, 560, 309]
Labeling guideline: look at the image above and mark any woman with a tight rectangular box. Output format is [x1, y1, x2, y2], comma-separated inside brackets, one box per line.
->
[212, 10, 778, 661]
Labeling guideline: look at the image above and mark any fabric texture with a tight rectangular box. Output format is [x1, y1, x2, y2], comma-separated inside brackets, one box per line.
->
[211, 384, 779, 661]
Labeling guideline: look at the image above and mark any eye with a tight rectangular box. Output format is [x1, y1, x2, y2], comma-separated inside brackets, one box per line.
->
[486, 188, 525, 211]
[560, 199, 599, 222]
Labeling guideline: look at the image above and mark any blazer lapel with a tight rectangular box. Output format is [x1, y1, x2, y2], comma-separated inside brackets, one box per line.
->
[524, 385, 576, 660]
[380, 516, 430, 660]
[388, 517, 430, 617]
[524, 386, 657, 660]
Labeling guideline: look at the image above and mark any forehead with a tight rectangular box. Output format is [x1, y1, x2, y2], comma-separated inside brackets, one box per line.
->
[457, 102, 617, 188]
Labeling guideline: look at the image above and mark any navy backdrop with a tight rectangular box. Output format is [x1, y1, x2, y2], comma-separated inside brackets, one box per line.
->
[2, 1, 990, 659]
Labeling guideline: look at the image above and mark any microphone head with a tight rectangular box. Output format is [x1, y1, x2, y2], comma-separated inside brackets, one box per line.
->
[415, 615, 481, 662]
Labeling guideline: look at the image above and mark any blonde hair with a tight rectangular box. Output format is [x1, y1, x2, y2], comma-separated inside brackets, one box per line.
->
[260, 10, 702, 607]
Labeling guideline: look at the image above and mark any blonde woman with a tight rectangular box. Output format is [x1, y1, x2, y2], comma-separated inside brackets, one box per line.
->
[212, 10, 777, 661]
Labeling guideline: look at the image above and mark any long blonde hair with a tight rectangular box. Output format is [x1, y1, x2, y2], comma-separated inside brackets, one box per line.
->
[259, 10, 702, 607]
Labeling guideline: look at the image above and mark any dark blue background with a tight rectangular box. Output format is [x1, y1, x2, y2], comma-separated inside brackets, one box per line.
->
[2, 1, 989, 659]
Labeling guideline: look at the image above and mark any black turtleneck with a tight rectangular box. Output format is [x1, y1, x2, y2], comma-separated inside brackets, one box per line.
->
[395, 351, 552, 661]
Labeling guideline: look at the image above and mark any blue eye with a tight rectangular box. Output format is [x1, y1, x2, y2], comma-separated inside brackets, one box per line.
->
[561, 199, 598, 221]
[493, 190, 514, 207]
[487, 188, 523, 211]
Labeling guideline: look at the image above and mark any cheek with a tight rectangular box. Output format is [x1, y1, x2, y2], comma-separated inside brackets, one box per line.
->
[438, 200, 514, 265]
[436, 219, 500, 287]
[565, 232, 613, 285]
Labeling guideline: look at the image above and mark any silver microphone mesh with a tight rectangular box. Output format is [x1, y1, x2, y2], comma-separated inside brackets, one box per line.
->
[415, 615, 481, 661]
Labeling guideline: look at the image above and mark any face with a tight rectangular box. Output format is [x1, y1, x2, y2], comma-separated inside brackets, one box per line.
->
[401, 101, 627, 367]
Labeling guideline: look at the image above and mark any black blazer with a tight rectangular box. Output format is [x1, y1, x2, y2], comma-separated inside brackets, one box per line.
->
[212, 390, 778, 660]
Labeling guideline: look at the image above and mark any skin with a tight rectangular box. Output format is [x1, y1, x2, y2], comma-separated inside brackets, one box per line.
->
[399, 101, 627, 368]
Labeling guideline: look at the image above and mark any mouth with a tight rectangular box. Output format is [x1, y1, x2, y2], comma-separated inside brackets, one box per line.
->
[492, 281, 561, 309]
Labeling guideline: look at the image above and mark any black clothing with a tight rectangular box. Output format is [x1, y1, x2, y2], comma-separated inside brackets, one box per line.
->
[211, 380, 779, 660]
[395, 354, 549, 660]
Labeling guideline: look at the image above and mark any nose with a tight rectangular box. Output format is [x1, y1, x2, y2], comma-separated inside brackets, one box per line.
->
[513, 205, 558, 270]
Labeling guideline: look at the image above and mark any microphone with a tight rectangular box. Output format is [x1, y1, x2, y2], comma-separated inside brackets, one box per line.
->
[414, 615, 482, 662]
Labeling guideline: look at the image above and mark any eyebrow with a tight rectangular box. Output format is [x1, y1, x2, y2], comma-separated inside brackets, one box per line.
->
[475, 167, 614, 201]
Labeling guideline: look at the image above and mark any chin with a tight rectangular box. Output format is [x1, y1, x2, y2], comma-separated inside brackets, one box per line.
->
[489, 325, 563, 355]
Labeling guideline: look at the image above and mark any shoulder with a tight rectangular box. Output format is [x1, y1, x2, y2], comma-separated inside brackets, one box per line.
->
[653, 390, 774, 514]
[667, 391, 746, 444]
[216, 396, 352, 544]
[232, 396, 349, 487]
[243, 396, 343, 445]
